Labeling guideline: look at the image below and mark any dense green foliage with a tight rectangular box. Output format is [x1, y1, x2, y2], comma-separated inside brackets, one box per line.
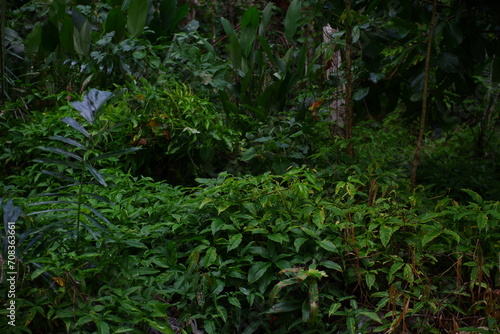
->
[1, 0, 500, 333]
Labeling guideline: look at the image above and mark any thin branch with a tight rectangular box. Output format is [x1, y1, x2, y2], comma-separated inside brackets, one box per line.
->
[410, 0, 438, 189]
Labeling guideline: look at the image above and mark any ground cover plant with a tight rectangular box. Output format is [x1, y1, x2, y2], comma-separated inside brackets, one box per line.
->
[1, 0, 500, 333]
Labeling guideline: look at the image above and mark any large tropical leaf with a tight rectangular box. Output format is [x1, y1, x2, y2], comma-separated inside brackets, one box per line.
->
[71, 89, 113, 124]
[127, 0, 148, 37]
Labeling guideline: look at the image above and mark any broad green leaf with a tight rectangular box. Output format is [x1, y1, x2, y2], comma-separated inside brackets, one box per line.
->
[328, 302, 342, 316]
[379, 225, 394, 247]
[75, 315, 93, 327]
[105, 7, 127, 41]
[365, 271, 376, 289]
[216, 202, 231, 214]
[86, 165, 107, 187]
[40, 170, 79, 184]
[358, 311, 382, 323]
[241, 147, 258, 162]
[346, 315, 356, 333]
[204, 320, 216, 334]
[199, 197, 212, 209]
[59, 16, 74, 54]
[38, 146, 82, 161]
[25, 22, 43, 55]
[312, 208, 325, 225]
[221, 17, 237, 40]
[443, 229, 460, 243]
[55, 308, 79, 319]
[421, 229, 441, 247]
[49, 135, 86, 149]
[267, 301, 302, 314]
[88, 147, 141, 162]
[268, 233, 289, 244]
[353, 87, 370, 101]
[443, 22, 463, 47]
[248, 262, 271, 284]
[240, 10, 258, 57]
[229, 34, 242, 71]
[204, 247, 217, 267]
[294, 237, 307, 252]
[123, 239, 147, 249]
[72, 10, 92, 56]
[61, 117, 90, 137]
[369, 72, 385, 83]
[317, 239, 337, 253]
[127, 0, 148, 37]
[284, 0, 302, 42]
[259, 2, 274, 36]
[130, 267, 160, 275]
[30, 200, 78, 206]
[33, 157, 81, 169]
[82, 213, 106, 233]
[31, 266, 49, 279]
[241, 7, 259, 28]
[211, 218, 224, 235]
[228, 296, 242, 309]
[159, 0, 177, 33]
[144, 319, 175, 334]
[171, 3, 189, 32]
[435, 52, 460, 73]
[269, 277, 300, 303]
[302, 296, 311, 323]
[228, 233, 243, 251]
[95, 320, 109, 334]
[320, 260, 342, 272]
[389, 261, 404, 276]
[487, 207, 500, 220]
[72, 89, 113, 124]
[82, 203, 111, 225]
[477, 213, 488, 231]
[215, 304, 228, 322]
[301, 227, 320, 239]
[27, 208, 74, 216]
[253, 136, 272, 143]
[352, 25, 361, 43]
[84, 193, 112, 205]
[403, 264, 414, 283]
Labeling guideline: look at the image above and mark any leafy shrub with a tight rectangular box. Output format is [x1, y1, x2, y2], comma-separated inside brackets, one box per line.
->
[116, 79, 239, 183]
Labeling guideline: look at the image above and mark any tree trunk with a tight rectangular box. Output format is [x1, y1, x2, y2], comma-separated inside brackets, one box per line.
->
[323, 24, 346, 138]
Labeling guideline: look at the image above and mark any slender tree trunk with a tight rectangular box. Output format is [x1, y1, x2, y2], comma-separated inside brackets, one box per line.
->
[345, 0, 354, 157]
[410, 0, 438, 188]
[324, 24, 346, 137]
